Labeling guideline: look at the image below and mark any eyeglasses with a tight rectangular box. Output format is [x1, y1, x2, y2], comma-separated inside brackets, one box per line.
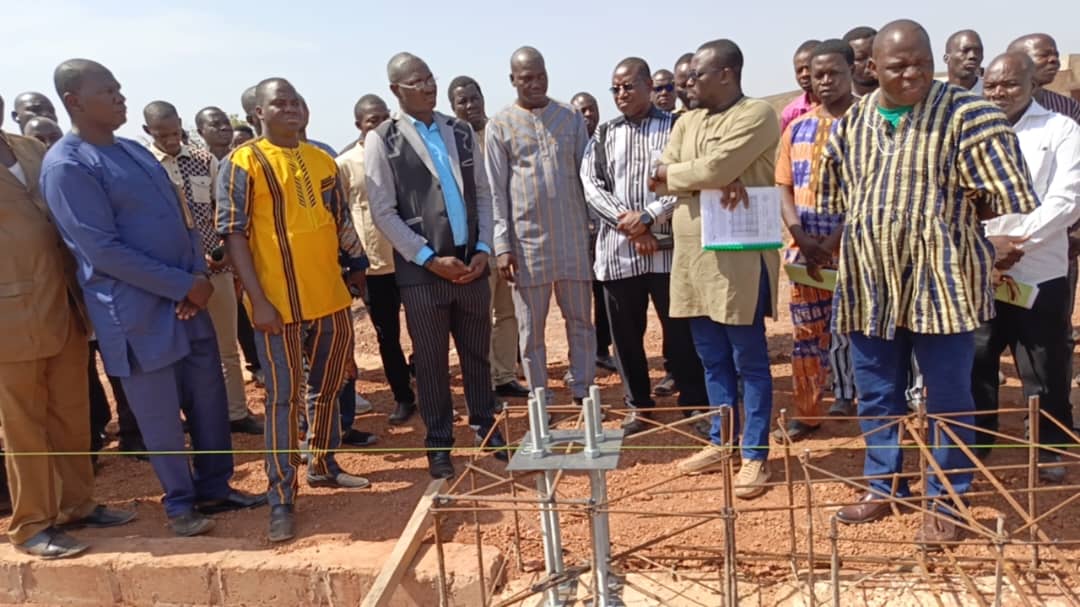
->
[686, 67, 727, 82]
[398, 76, 438, 91]
[609, 83, 636, 95]
[653, 83, 675, 93]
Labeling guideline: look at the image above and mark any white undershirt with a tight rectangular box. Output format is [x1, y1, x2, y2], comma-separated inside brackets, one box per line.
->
[7, 161, 27, 186]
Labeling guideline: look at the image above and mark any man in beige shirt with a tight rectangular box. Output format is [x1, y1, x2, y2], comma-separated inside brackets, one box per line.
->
[337, 94, 418, 424]
[652, 39, 780, 499]
[448, 76, 530, 399]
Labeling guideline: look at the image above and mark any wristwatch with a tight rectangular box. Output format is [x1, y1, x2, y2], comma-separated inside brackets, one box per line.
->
[641, 211, 654, 226]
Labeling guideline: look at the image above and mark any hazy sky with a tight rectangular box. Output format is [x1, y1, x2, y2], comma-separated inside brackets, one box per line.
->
[3, 0, 1078, 151]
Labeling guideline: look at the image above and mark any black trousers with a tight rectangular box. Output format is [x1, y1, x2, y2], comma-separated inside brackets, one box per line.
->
[365, 273, 416, 405]
[593, 280, 612, 355]
[87, 342, 142, 449]
[236, 299, 261, 374]
[971, 276, 1074, 450]
[602, 273, 708, 409]
[399, 278, 496, 449]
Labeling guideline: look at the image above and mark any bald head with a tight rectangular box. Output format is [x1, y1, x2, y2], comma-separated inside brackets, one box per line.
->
[255, 78, 295, 106]
[874, 19, 932, 58]
[872, 20, 935, 108]
[22, 116, 63, 148]
[387, 52, 428, 84]
[241, 86, 257, 114]
[946, 29, 981, 53]
[53, 59, 113, 102]
[984, 52, 1037, 122]
[52, 58, 126, 132]
[510, 46, 545, 72]
[11, 92, 57, 127]
[195, 106, 226, 130]
[143, 100, 179, 124]
[1007, 33, 1061, 87]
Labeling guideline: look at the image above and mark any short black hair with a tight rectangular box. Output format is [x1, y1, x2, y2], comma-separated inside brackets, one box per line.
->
[447, 76, 482, 103]
[143, 100, 179, 123]
[194, 106, 226, 129]
[353, 94, 387, 119]
[811, 39, 855, 65]
[233, 124, 255, 137]
[674, 52, 694, 68]
[697, 39, 744, 78]
[843, 26, 877, 42]
[796, 39, 822, 55]
[615, 57, 651, 81]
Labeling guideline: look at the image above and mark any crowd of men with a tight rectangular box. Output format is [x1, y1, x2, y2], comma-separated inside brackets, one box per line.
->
[1, 18, 1078, 559]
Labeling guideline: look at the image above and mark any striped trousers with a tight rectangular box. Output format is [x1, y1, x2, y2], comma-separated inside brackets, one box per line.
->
[512, 280, 596, 400]
[399, 278, 497, 449]
[256, 308, 352, 507]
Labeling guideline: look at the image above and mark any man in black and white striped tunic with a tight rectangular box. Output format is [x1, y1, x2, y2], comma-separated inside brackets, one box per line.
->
[581, 57, 707, 435]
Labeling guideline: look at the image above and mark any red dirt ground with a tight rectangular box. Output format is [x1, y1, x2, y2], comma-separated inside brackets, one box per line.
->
[5, 287, 1079, 601]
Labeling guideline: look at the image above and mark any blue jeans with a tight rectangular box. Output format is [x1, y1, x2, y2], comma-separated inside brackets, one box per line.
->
[689, 267, 773, 461]
[850, 330, 975, 502]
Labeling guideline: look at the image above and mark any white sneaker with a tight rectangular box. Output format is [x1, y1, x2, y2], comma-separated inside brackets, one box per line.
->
[734, 459, 769, 499]
[355, 394, 374, 415]
[677, 445, 728, 474]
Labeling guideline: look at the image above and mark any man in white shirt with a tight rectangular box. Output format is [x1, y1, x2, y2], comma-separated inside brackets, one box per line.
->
[975, 52, 1080, 481]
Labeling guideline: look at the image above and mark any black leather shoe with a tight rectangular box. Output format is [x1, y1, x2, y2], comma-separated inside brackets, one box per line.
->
[196, 490, 268, 515]
[388, 401, 417, 425]
[60, 505, 136, 529]
[268, 505, 295, 543]
[169, 511, 215, 537]
[428, 452, 455, 479]
[596, 354, 618, 372]
[621, 411, 655, 437]
[119, 440, 149, 461]
[15, 528, 88, 559]
[230, 415, 264, 435]
[341, 429, 379, 447]
[653, 373, 677, 397]
[476, 428, 510, 462]
[495, 380, 530, 398]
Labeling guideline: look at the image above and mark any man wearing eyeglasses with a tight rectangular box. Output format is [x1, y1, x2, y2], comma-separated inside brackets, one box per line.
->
[650, 39, 780, 499]
[651, 69, 677, 112]
[366, 53, 507, 480]
[582, 58, 707, 436]
[487, 47, 596, 406]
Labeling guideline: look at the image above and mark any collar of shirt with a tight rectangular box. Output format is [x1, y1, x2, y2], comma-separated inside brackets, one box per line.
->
[609, 105, 670, 128]
[147, 142, 192, 162]
[1015, 99, 1055, 128]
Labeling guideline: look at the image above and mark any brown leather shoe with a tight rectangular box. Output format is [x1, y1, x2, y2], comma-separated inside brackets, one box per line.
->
[836, 493, 891, 525]
[915, 514, 958, 551]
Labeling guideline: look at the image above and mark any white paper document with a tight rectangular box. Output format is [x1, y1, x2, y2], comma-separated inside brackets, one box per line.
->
[700, 186, 783, 251]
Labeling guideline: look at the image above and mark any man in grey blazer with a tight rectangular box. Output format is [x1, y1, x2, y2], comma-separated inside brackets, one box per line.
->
[365, 52, 508, 479]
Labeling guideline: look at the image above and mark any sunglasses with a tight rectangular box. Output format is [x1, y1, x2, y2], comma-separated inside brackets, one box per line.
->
[653, 83, 675, 93]
[609, 83, 636, 95]
[398, 76, 438, 91]
[686, 67, 728, 82]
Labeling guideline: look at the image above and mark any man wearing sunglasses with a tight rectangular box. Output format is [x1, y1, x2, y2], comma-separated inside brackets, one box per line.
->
[650, 39, 780, 499]
[651, 69, 677, 112]
[582, 58, 707, 436]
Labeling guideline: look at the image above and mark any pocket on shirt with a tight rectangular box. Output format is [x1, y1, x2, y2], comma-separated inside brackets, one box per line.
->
[189, 176, 213, 205]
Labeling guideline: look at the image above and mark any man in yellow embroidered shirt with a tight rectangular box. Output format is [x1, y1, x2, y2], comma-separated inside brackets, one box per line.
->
[217, 77, 369, 543]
